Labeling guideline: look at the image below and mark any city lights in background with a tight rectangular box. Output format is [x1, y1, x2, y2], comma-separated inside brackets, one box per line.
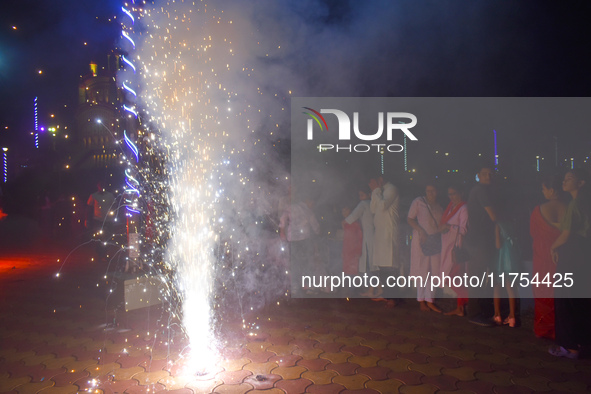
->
[399, 121, 408, 174]
[2, 147, 7, 183]
[493, 129, 499, 171]
[34, 97, 39, 148]
[403, 135, 408, 172]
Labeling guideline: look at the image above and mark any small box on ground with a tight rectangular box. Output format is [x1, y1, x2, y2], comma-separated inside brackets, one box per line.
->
[124, 276, 163, 311]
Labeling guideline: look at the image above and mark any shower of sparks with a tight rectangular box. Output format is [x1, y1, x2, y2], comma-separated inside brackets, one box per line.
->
[137, 1, 225, 371]
[116, 0, 292, 373]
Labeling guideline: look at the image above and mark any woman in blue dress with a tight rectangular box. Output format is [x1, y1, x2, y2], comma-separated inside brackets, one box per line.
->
[493, 218, 520, 327]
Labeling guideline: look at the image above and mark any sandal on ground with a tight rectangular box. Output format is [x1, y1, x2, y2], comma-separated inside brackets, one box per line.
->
[548, 346, 579, 359]
[493, 315, 502, 326]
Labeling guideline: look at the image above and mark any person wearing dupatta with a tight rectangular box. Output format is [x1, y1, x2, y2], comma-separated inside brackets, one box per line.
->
[439, 185, 468, 316]
[408, 183, 443, 312]
[530, 175, 565, 339]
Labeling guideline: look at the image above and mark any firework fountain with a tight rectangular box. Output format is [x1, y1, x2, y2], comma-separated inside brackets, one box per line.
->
[117, 0, 292, 373]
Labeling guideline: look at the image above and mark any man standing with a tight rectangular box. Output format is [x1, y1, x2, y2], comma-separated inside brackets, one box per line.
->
[369, 176, 400, 300]
[464, 166, 497, 326]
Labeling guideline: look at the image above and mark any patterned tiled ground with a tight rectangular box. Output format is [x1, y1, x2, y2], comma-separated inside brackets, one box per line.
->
[1, 253, 590, 393]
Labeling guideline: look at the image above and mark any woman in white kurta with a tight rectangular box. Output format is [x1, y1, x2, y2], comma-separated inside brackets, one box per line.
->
[407, 184, 443, 312]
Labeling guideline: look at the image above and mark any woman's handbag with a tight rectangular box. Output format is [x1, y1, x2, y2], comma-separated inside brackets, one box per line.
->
[420, 198, 441, 256]
[451, 229, 469, 264]
[421, 233, 442, 256]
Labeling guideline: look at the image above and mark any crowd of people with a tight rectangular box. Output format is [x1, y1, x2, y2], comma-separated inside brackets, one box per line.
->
[280, 165, 591, 359]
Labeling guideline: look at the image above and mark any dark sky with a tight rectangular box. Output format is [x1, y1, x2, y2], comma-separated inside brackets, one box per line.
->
[0, 0, 120, 138]
[1, 0, 590, 150]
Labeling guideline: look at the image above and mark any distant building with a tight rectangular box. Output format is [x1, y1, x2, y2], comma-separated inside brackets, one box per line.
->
[75, 51, 126, 168]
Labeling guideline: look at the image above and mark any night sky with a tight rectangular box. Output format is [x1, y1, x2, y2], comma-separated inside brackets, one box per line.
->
[1, 0, 591, 152]
[0, 0, 120, 140]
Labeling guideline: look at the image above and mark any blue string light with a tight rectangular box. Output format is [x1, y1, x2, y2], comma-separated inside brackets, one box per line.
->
[122, 82, 137, 97]
[122, 31, 136, 49]
[124, 130, 139, 162]
[121, 4, 140, 219]
[121, 56, 136, 73]
[122, 7, 134, 24]
[123, 104, 138, 118]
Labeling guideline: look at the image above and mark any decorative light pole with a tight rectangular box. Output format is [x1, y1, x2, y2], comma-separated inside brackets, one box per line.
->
[120, 2, 141, 272]
[493, 129, 498, 171]
[34, 97, 39, 149]
[2, 147, 7, 183]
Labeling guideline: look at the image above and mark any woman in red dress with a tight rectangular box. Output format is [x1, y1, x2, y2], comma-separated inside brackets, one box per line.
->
[440, 185, 468, 316]
[530, 175, 565, 339]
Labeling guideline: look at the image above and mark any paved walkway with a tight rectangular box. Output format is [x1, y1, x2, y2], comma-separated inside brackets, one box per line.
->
[0, 253, 590, 393]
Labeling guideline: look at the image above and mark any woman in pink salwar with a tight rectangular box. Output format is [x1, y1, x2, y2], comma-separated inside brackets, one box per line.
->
[439, 185, 468, 316]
